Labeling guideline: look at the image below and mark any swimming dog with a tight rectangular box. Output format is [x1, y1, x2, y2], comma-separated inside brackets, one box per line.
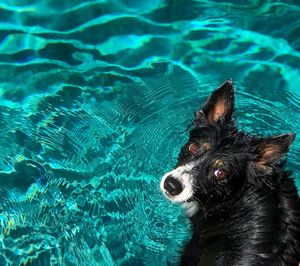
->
[160, 80, 300, 265]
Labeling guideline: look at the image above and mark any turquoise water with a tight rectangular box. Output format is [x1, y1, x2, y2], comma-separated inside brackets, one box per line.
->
[0, 0, 300, 265]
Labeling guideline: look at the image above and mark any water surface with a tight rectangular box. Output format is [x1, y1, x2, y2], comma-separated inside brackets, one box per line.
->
[0, 0, 300, 265]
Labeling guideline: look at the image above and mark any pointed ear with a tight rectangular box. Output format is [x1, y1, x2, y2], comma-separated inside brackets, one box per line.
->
[255, 133, 295, 168]
[195, 80, 235, 125]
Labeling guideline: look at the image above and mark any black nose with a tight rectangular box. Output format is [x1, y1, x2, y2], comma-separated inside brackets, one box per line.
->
[164, 175, 183, 196]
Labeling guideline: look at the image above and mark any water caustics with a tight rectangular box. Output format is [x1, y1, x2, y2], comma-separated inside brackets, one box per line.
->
[0, 0, 300, 265]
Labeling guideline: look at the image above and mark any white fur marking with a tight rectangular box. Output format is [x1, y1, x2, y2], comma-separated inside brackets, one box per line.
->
[182, 201, 199, 217]
[160, 163, 195, 203]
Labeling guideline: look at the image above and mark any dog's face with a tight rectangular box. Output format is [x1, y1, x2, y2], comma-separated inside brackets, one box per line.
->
[160, 80, 295, 212]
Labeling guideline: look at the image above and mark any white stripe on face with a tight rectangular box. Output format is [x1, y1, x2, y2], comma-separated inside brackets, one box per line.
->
[160, 162, 195, 203]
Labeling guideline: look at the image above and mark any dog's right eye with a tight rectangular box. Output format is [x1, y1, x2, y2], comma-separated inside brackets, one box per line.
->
[188, 143, 198, 155]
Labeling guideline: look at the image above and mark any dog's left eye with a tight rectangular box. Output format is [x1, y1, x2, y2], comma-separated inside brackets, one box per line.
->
[188, 143, 198, 155]
[214, 169, 228, 181]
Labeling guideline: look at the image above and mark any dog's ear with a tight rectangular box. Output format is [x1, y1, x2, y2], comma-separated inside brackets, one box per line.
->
[195, 80, 234, 126]
[255, 133, 296, 169]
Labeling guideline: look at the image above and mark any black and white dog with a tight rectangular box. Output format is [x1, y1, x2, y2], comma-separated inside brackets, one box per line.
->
[160, 81, 300, 265]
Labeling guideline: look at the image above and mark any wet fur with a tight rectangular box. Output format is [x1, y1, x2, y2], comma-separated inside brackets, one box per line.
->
[181, 177, 300, 265]
[162, 81, 300, 265]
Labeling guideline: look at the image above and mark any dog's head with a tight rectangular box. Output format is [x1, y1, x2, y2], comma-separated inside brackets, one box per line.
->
[160, 80, 295, 213]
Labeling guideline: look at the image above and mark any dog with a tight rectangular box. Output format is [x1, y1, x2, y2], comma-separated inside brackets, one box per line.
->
[160, 80, 300, 265]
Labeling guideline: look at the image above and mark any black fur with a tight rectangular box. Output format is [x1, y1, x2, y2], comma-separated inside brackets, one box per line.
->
[163, 81, 300, 265]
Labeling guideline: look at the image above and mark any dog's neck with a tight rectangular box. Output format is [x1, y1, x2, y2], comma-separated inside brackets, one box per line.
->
[189, 187, 281, 264]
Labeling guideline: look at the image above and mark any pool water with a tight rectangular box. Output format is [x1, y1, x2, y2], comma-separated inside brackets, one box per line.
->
[0, 0, 300, 265]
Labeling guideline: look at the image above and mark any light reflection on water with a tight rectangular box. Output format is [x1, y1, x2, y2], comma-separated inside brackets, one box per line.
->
[0, 0, 300, 265]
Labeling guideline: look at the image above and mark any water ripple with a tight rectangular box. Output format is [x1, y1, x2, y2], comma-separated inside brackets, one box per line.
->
[1, 0, 300, 265]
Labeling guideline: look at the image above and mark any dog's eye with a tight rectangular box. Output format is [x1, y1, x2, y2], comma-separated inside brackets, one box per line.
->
[188, 143, 198, 155]
[213, 169, 228, 181]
